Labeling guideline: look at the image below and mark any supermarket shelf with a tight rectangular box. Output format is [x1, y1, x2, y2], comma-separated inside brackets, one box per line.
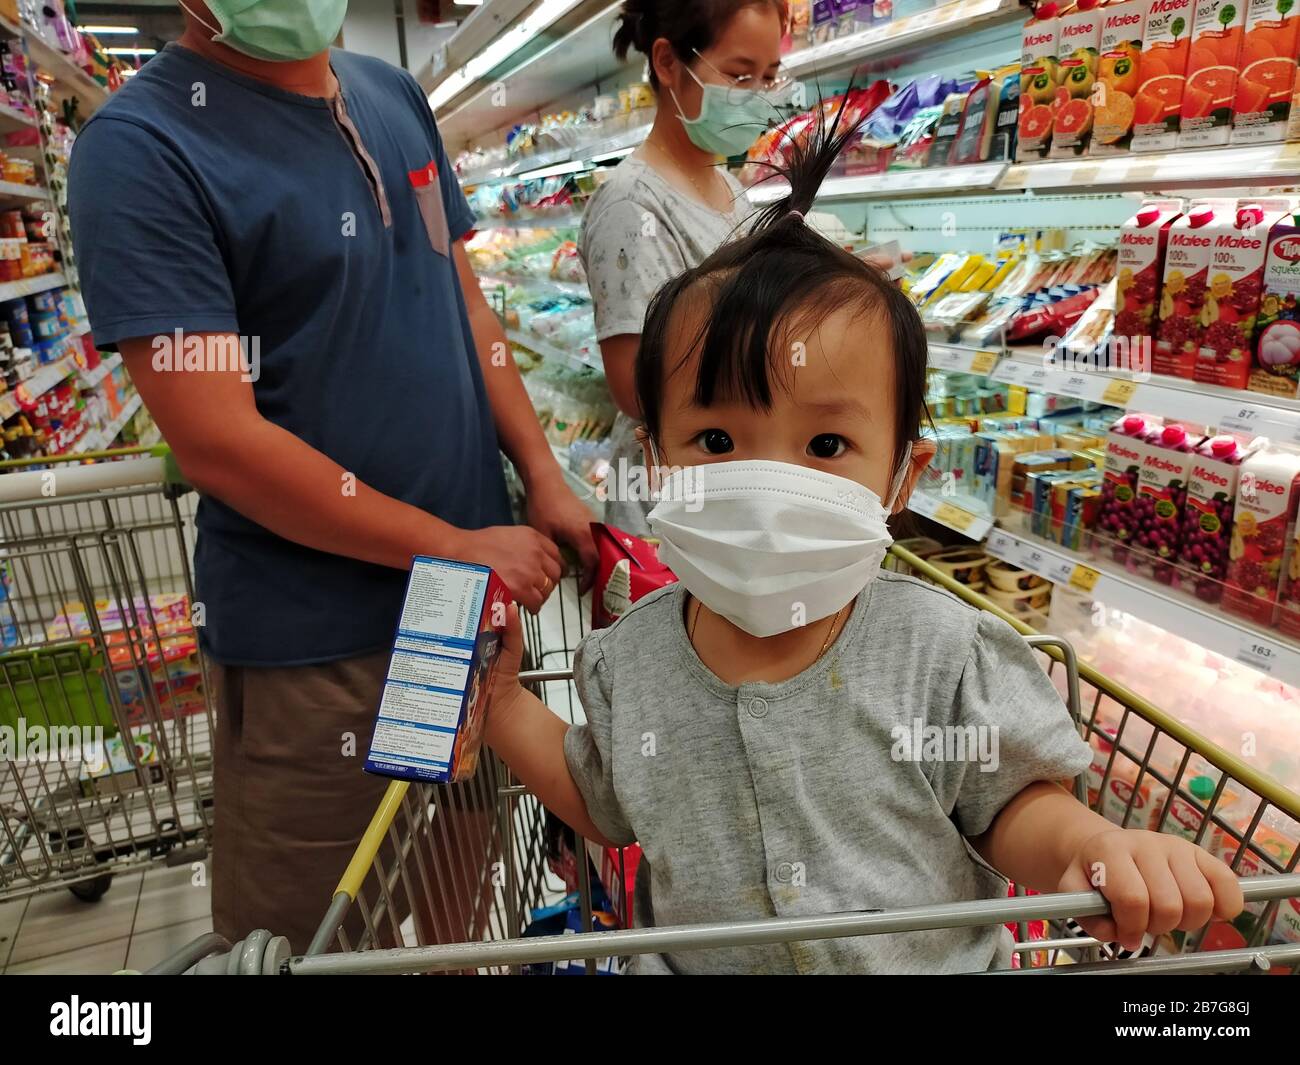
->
[460, 122, 652, 187]
[76, 353, 122, 390]
[482, 273, 590, 300]
[0, 179, 45, 201]
[749, 161, 1007, 205]
[507, 328, 603, 373]
[0, 354, 74, 420]
[474, 210, 585, 231]
[22, 31, 109, 111]
[907, 488, 994, 541]
[0, 271, 64, 301]
[100, 393, 142, 444]
[986, 527, 1300, 688]
[0, 101, 34, 133]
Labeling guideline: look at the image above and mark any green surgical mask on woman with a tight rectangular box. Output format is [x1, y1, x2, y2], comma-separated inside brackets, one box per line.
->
[669, 52, 788, 159]
[181, 0, 348, 63]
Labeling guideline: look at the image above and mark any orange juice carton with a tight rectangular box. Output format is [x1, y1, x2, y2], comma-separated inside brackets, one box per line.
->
[1224, 445, 1300, 626]
[1050, 0, 1106, 156]
[1234, 0, 1300, 143]
[1018, 2, 1064, 160]
[1156, 199, 1234, 378]
[1131, 0, 1196, 151]
[1194, 198, 1292, 389]
[1116, 199, 1183, 365]
[1092, 0, 1149, 153]
[364, 557, 513, 785]
[1249, 207, 1300, 398]
[1177, 0, 1246, 147]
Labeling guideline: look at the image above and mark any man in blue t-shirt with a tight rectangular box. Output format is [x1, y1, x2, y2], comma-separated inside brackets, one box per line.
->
[68, 1, 598, 952]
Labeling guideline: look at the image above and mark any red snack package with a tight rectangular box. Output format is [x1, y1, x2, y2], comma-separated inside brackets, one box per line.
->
[591, 523, 677, 629]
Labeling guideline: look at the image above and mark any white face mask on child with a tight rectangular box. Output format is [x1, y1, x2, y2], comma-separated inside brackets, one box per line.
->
[646, 451, 912, 639]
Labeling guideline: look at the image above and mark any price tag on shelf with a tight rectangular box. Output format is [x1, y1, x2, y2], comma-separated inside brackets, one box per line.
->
[1235, 634, 1282, 676]
[929, 345, 962, 371]
[985, 529, 1016, 562]
[1056, 373, 1090, 399]
[1218, 405, 1264, 436]
[934, 501, 976, 533]
[1101, 379, 1138, 407]
[1022, 545, 1049, 577]
[1046, 558, 1077, 586]
[1069, 564, 1102, 593]
[970, 350, 999, 376]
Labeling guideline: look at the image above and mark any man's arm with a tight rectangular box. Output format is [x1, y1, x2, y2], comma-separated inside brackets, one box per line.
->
[597, 334, 640, 418]
[120, 334, 562, 611]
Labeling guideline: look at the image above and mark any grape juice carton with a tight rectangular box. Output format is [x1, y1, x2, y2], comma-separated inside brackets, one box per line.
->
[1018, 2, 1064, 160]
[1194, 198, 1293, 390]
[1156, 199, 1234, 379]
[1234, 0, 1300, 143]
[1178, 435, 1256, 602]
[1131, 0, 1196, 152]
[1096, 412, 1163, 560]
[1132, 422, 1198, 582]
[1050, 0, 1106, 157]
[1177, 0, 1246, 147]
[1092, 0, 1149, 154]
[1116, 199, 1183, 369]
[1224, 447, 1300, 626]
[364, 557, 513, 785]
[1250, 209, 1300, 398]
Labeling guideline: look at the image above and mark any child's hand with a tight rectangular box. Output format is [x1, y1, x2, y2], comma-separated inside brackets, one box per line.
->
[485, 602, 529, 745]
[1058, 829, 1245, 952]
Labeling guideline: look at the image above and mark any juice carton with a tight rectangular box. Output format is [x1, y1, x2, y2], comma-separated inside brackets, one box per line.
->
[1194, 198, 1293, 390]
[1018, 2, 1064, 160]
[1132, 422, 1197, 582]
[1179, 435, 1256, 603]
[1096, 412, 1162, 560]
[1223, 446, 1300, 626]
[1116, 199, 1183, 371]
[1278, 518, 1300, 637]
[1250, 208, 1300, 398]
[364, 557, 513, 785]
[1050, 0, 1106, 157]
[1158, 775, 1220, 841]
[1177, 0, 1246, 147]
[1092, 0, 1149, 154]
[1235, 0, 1300, 143]
[1156, 199, 1233, 379]
[1131, 0, 1196, 151]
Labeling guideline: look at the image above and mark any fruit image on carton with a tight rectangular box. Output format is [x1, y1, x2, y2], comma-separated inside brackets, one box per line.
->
[1156, 199, 1235, 378]
[1178, 435, 1258, 603]
[1233, 0, 1300, 143]
[1251, 209, 1300, 398]
[1093, 0, 1150, 153]
[1178, 0, 1246, 147]
[1224, 446, 1300, 626]
[1018, 2, 1063, 160]
[1050, 0, 1105, 156]
[1116, 199, 1184, 365]
[1132, 0, 1196, 151]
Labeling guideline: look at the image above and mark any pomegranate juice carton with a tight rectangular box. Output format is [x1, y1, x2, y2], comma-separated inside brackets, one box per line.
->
[1178, 435, 1253, 602]
[1156, 200, 1232, 379]
[1224, 447, 1300, 626]
[1051, 0, 1106, 157]
[1178, 0, 1246, 147]
[1116, 199, 1183, 369]
[1194, 199, 1292, 390]
[1132, 0, 1195, 152]
[1235, 0, 1300, 143]
[1019, 3, 1064, 160]
[1096, 413, 1162, 560]
[1092, 0, 1149, 154]
[1132, 422, 1197, 582]
[1250, 209, 1300, 399]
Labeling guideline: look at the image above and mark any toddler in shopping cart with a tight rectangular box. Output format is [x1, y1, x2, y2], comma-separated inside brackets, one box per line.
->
[483, 105, 1245, 974]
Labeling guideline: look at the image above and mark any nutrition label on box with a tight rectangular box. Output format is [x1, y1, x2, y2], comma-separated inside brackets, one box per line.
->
[397, 558, 487, 642]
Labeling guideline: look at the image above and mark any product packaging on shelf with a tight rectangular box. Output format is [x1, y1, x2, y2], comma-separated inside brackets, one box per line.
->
[1050, 0, 1105, 158]
[1156, 199, 1234, 379]
[1096, 412, 1161, 560]
[1178, 435, 1256, 602]
[951, 65, 1021, 165]
[1177, 0, 1246, 147]
[1224, 446, 1300, 626]
[1091, 0, 1149, 154]
[364, 557, 513, 785]
[1018, 3, 1063, 160]
[1132, 422, 1198, 582]
[1234, 0, 1300, 143]
[1250, 208, 1300, 398]
[1131, 0, 1195, 152]
[1116, 199, 1183, 369]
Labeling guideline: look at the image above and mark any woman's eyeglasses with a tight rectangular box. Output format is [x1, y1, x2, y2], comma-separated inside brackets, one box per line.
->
[690, 50, 795, 105]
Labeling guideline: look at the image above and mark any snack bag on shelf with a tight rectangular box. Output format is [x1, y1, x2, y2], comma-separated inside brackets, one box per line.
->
[591, 523, 677, 629]
[1018, 2, 1064, 160]
[1131, 0, 1195, 152]
[785, 0, 813, 52]
[928, 91, 971, 167]
[1096, 413, 1162, 560]
[1177, 0, 1246, 148]
[1193, 199, 1292, 390]
[1235, 0, 1300, 143]
[1092, 0, 1148, 154]
[1156, 199, 1234, 379]
[812, 0, 838, 44]
[1250, 208, 1300, 398]
[1178, 435, 1257, 603]
[1132, 422, 1198, 583]
[953, 65, 1022, 164]
[1223, 445, 1300, 625]
[1050, 0, 1105, 157]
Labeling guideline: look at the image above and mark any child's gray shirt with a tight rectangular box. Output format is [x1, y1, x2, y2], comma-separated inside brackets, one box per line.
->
[563, 572, 1092, 974]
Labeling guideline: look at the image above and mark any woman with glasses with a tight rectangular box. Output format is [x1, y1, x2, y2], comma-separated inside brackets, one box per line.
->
[580, 0, 790, 535]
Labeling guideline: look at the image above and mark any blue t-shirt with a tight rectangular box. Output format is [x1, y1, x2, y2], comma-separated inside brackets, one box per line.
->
[68, 44, 513, 666]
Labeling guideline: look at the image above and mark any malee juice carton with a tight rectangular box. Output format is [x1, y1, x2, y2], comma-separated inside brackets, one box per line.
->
[1250, 208, 1300, 398]
[1115, 199, 1183, 365]
[1092, 0, 1149, 154]
[1156, 199, 1233, 378]
[1194, 199, 1293, 390]
[1132, 0, 1196, 151]
[1018, 2, 1063, 160]
[1177, 0, 1246, 147]
[1132, 422, 1197, 583]
[1050, 0, 1105, 156]
[1178, 435, 1254, 602]
[364, 557, 513, 785]
[1095, 413, 1162, 560]
[1235, 0, 1300, 143]
[1224, 447, 1300, 626]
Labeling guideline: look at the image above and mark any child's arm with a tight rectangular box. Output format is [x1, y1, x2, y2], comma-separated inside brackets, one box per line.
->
[484, 604, 620, 848]
[971, 780, 1244, 951]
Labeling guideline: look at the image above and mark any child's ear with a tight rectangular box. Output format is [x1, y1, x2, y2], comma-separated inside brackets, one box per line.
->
[891, 439, 936, 514]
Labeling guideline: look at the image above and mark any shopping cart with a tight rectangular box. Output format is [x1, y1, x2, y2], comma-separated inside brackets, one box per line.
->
[0, 446, 215, 904]
[151, 549, 1300, 975]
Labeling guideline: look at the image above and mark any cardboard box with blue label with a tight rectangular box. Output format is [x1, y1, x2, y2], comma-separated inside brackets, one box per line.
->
[364, 557, 513, 785]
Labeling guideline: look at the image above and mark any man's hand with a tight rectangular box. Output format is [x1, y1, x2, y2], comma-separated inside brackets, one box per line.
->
[1058, 829, 1244, 952]
[452, 525, 563, 614]
[526, 469, 598, 592]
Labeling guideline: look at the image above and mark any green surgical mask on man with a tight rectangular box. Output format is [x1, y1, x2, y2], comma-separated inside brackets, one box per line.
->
[181, 0, 348, 63]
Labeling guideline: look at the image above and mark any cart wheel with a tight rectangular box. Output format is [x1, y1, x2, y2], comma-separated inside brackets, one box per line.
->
[50, 827, 114, 903]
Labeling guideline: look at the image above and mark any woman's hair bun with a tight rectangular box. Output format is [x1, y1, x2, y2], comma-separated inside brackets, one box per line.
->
[612, 2, 652, 62]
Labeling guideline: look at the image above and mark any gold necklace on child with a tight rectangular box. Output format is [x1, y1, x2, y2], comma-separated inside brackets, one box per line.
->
[689, 600, 847, 662]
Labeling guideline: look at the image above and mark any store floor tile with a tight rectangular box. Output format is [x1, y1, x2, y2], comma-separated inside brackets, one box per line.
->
[135, 863, 212, 935]
[6, 872, 142, 965]
[124, 916, 213, 973]
[6, 935, 130, 976]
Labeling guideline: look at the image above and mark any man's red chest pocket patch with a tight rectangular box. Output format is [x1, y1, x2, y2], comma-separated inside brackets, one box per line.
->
[408, 159, 448, 256]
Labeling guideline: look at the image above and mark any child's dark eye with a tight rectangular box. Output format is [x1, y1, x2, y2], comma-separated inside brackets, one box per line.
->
[695, 429, 734, 455]
[808, 434, 847, 459]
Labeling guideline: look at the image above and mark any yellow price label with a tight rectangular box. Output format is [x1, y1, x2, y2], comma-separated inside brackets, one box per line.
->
[1101, 379, 1138, 406]
[1072, 165, 1101, 186]
[970, 350, 999, 376]
[1069, 564, 1101, 593]
[935, 502, 976, 532]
